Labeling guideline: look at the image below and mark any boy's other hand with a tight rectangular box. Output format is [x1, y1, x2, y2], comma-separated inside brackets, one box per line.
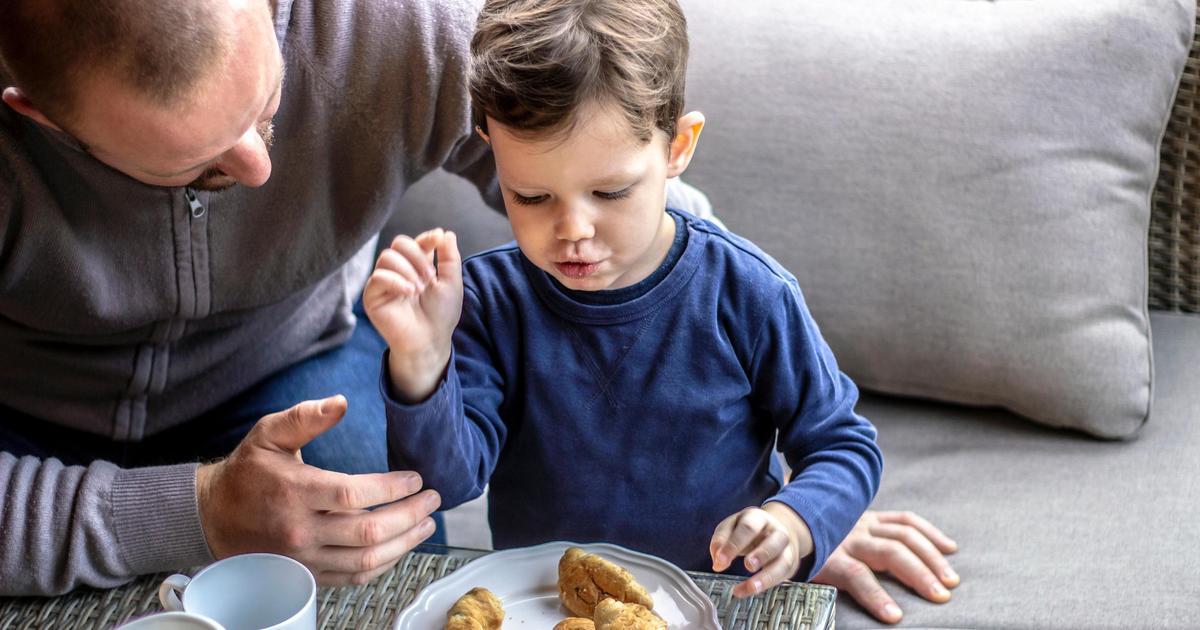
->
[363, 228, 464, 402]
[709, 502, 813, 598]
[811, 510, 959, 625]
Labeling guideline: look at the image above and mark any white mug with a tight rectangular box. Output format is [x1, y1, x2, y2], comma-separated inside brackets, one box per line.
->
[158, 553, 317, 630]
[116, 611, 225, 629]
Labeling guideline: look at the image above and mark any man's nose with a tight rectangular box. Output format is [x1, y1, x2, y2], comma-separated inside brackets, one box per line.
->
[213, 126, 272, 187]
[555, 203, 595, 242]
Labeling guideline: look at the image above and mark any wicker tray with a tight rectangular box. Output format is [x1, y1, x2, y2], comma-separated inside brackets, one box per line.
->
[0, 548, 835, 630]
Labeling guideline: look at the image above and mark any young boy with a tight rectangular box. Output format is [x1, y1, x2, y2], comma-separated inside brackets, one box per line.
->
[365, 0, 882, 597]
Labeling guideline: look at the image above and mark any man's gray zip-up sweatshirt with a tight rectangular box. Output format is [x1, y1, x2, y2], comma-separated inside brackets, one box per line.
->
[0, 0, 501, 594]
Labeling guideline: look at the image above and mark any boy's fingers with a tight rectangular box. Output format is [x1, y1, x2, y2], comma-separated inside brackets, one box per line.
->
[436, 231, 462, 286]
[413, 229, 444, 279]
[742, 526, 789, 573]
[383, 241, 431, 287]
[366, 269, 417, 303]
[724, 508, 770, 556]
[876, 510, 957, 553]
[733, 547, 795, 598]
[709, 512, 742, 571]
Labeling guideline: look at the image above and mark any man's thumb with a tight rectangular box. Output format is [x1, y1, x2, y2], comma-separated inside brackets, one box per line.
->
[255, 394, 347, 453]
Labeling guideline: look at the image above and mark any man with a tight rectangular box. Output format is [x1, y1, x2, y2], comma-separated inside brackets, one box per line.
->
[0, 0, 957, 622]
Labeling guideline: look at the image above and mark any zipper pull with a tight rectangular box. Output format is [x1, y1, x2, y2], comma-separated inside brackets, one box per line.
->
[184, 187, 206, 218]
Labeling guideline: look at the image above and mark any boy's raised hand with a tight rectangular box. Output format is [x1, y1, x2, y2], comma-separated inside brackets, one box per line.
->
[363, 228, 463, 402]
[710, 502, 814, 598]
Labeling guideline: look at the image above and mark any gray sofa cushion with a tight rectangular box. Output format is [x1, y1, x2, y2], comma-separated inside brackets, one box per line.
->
[837, 312, 1200, 629]
[678, 0, 1193, 438]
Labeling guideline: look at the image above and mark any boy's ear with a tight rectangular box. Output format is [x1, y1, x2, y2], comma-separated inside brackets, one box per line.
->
[475, 125, 491, 144]
[666, 111, 704, 178]
[2, 87, 63, 131]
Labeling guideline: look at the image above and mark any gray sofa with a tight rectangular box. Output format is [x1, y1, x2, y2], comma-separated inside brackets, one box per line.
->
[385, 2, 1200, 627]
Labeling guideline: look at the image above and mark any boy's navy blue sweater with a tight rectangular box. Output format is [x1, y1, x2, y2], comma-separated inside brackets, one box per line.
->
[383, 211, 882, 579]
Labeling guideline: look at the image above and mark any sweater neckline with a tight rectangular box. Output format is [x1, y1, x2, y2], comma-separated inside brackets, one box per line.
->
[522, 210, 707, 325]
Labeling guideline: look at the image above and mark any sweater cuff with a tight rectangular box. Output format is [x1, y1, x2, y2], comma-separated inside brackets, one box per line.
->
[111, 463, 214, 575]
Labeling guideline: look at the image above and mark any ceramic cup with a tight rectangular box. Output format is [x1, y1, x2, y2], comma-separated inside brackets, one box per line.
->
[116, 611, 225, 629]
[158, 553, 316, 630]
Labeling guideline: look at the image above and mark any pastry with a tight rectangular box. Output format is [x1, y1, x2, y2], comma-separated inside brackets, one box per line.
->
[444, 587, 504, 630]
[557, 547, 654, 618]
[593, 598, 666, 630]
[553, 618, 596, 630]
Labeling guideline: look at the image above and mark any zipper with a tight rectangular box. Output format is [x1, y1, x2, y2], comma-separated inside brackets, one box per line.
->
[185, 187, 206, 218]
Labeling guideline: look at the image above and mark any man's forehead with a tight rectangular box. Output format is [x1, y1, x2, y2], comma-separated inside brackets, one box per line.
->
[72, 3, 283, 176]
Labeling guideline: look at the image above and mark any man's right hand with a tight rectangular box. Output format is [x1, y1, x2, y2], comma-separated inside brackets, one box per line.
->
[196, 395, 440, 586]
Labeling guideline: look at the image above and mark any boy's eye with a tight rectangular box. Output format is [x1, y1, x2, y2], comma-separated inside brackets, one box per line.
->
[511, 192, 548, 206]
[594, 187, 631, 201]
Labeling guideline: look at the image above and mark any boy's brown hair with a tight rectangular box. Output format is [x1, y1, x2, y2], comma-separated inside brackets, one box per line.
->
[469, 0, 688, 144]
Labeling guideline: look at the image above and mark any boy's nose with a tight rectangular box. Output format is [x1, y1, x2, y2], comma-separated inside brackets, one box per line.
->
[555, 204, 596, 242]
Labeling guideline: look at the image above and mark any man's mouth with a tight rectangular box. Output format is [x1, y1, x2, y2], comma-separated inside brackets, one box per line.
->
[554, 261, 600, 279]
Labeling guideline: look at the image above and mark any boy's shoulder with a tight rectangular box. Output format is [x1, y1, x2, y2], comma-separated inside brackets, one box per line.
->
[676, 210, 800, 295]
[460, 242, 528, 295]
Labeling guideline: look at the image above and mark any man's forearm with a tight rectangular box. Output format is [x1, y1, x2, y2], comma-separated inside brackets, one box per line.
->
[0, 452, 213, 595]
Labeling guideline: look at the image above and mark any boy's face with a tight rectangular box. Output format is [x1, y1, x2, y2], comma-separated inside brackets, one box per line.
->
[485, 101, 696, 291]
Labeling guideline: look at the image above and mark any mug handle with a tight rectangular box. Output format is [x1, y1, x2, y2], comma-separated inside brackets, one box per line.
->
[158, 574, 191, 612]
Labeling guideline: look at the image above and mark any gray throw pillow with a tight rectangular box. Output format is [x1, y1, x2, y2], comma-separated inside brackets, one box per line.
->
[680, 0, 1193, 437]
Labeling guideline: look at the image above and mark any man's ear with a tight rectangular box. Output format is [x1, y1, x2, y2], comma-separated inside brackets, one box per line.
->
[2, 87, 63, 131]
[475, 125, 491, 144]
[666, 111, 705, 178]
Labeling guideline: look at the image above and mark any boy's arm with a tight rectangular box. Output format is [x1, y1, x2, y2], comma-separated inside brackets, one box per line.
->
[382, 284, 508, 510]
[750, 281, 884, 581]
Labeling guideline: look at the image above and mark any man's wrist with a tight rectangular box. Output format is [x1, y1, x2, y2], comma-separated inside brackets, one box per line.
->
[196, 460, 228, 559]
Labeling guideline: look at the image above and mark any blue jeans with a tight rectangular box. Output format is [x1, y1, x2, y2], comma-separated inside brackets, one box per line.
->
[0, 301, 445, 543]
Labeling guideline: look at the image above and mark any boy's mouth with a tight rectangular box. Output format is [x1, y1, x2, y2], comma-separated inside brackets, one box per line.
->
[555, 261, 600, 279]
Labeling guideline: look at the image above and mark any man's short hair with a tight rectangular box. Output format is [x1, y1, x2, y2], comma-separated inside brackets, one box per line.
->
[0, 0, 231, 124]
[469, 0, 688, 144]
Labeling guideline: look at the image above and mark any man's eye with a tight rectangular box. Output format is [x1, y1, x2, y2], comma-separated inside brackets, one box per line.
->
[512, 192, 548, 205]
[594, 188, 631, 201]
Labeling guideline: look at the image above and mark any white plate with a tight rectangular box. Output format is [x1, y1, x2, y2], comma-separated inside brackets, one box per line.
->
[394, 541, 721, 629]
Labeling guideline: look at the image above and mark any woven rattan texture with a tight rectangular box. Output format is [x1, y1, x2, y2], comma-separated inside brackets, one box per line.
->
[1151, 9, 1200, 312]
[0, 551, 835, 630]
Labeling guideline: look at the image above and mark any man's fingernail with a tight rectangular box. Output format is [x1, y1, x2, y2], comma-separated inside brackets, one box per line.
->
[402, 473, 422, 492]
[425, 491, 441, 511]
[751, 579, 763, 594]
[745, 557, 759, 571]
[943, 568, 959, 582]
[932, 583, 949, 597]
[883, 603, 902, 619]
[421, 518, 436, 536]
[318, 398, 334, 415]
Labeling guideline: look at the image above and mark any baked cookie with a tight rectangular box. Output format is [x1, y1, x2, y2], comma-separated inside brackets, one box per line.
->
[445, 587, 504, 630]
[557, 547, 654, 617]
[593, 598, 666, 630]
[553, 618, 596, 630]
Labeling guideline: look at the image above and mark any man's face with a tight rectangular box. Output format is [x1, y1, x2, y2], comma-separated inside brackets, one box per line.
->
[487, 101, 678, 292]
[61, 0, 283, 191]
